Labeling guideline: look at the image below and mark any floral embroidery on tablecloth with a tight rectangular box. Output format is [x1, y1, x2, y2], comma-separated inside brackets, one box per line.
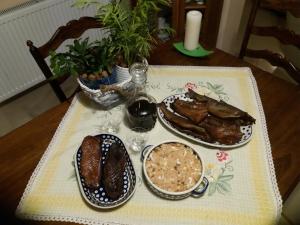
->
[167, 82, 229, 101]
[216, 151, 229, 162]
[184, 82, 197, 90]
[205, 150, 234, 196]
[146, 82, 160, 90]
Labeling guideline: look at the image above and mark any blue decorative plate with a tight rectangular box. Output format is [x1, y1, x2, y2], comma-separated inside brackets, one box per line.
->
[74, 134, 136, 209]
[158, 94, 253, 148]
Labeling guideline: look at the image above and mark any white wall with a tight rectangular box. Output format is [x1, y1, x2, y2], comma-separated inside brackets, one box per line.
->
[0, 0, 105, 102]
[216, 0, 247, 55]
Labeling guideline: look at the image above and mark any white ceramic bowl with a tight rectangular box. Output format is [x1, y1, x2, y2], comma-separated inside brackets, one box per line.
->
[142, 140, 209, 200]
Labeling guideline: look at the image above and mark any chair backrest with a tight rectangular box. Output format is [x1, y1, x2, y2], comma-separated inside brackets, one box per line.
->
[239, 0, 300, 84]
[27, 16, 103, 102]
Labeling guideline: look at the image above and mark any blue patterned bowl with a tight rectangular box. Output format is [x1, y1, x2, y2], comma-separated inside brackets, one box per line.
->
[74, 134, 136, 209]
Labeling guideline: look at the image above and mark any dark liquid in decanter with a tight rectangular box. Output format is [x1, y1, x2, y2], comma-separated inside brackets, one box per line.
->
[127, 99, 157, 131]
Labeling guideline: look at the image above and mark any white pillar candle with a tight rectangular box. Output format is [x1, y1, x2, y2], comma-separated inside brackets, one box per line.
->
[184, 10, 202, 51]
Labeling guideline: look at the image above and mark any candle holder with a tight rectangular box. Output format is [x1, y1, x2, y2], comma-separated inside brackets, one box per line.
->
[173, 42, 213, 57]
[173, 10, 213, 57]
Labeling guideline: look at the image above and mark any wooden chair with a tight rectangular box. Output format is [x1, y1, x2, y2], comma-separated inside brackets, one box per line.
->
[27, 16, 103, 102]
[239, 0, 300, 84]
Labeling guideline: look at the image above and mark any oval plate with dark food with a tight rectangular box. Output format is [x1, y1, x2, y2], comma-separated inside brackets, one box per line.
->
[74, 134, 136, 209]
[158, 93, 253, 148]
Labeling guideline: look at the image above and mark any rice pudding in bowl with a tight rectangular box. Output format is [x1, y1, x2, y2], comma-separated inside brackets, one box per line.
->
[142, 141, 207, 199]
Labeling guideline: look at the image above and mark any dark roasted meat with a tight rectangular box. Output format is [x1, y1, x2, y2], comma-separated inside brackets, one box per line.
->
[186, 90, 213, 103]
[80, 136, 102, 189]
[207, 100, 256, 125]
[171, 98, 208, 124]
[103, 143, 127, 199]
[186, 89, 255, 125]
[159, 103, 213, 143]
[200, 116, 243, 145]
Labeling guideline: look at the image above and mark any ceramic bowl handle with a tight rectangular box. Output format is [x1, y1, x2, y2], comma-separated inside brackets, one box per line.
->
[191, 177, 209, 198]
[140, 145, 153, 161]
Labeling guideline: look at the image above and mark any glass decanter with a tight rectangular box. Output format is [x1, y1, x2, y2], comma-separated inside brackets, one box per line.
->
[125, 62, 157, 132]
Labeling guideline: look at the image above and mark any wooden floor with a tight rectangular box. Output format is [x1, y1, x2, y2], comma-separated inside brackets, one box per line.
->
[0, 0, 31, 11]
[0, 77, 77, 137]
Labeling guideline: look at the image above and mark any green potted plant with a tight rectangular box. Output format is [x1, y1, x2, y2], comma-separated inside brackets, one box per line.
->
[74, 0, 173, 80]
[50, 37, 115, 90]
[50, 37, 127, 108]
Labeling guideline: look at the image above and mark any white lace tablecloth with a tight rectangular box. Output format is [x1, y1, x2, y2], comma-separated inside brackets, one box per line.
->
[16, 66, 282, 225]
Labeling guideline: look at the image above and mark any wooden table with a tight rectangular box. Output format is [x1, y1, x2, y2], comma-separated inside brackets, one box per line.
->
[1, 43, 300, 225]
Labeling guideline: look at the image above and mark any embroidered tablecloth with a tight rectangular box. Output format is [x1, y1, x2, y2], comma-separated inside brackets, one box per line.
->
[16, 66, 282, 225]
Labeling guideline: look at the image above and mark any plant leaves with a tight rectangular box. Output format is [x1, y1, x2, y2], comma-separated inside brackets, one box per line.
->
[218, 175, 234, 182]
[225, 165, 234, 172]
[216, 183, 226, 195]
[217, 181, 232, 193]
[208, 182, 217, 196]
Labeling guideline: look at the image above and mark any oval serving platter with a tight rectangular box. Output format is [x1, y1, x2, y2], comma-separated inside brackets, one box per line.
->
[74, 134, 136, 209]
[157, 93, 253, 149]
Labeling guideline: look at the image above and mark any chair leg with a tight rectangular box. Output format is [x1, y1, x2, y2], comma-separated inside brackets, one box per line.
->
[49, 80, 67, 102]
[66, 85, 82, 103]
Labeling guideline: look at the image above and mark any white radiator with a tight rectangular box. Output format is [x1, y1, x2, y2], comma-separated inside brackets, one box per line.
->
[0, 0, 106, 102]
